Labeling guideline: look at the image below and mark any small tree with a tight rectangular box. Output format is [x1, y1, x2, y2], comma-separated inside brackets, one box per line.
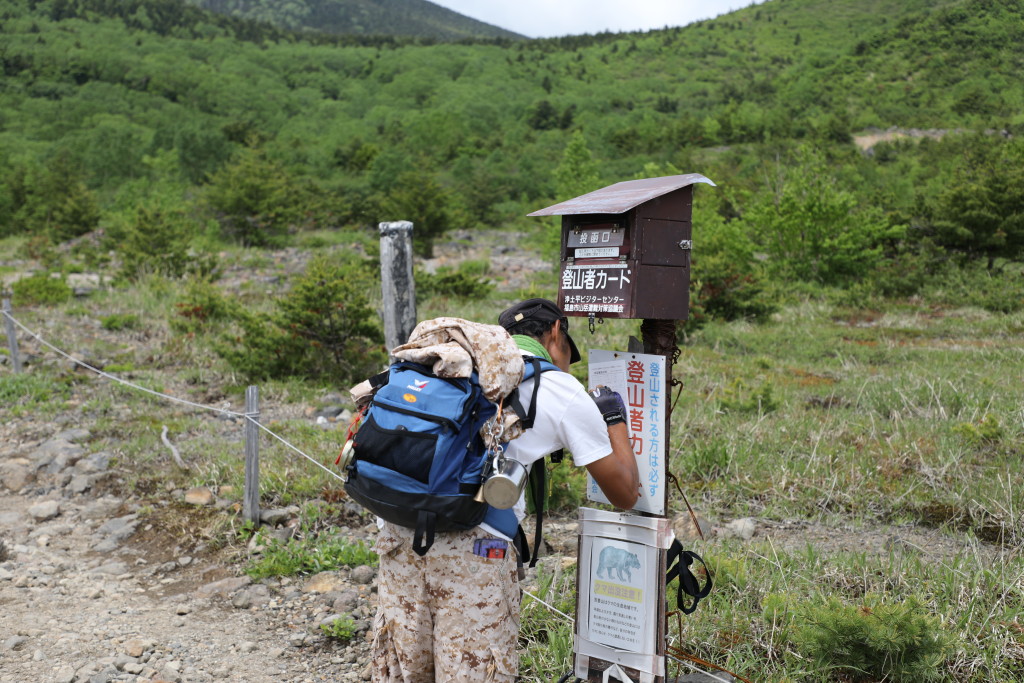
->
[118, 205, 196, 280]
[555, 130, 599, 200]
[217, 255, 385, 385]
[382, 171, 460, 258]
[741, 145, 905, 285]
[8, 152, 100, 242]
[204, 146, 303, 247]
[794, 596, 952, 682]
[927, 136, 1024, 269]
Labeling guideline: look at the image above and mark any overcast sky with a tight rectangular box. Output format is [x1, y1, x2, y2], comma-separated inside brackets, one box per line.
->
[430, 0, 769, 39]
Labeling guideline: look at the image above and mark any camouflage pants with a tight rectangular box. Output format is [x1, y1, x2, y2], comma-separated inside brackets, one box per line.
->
[371, 522, 521, 682]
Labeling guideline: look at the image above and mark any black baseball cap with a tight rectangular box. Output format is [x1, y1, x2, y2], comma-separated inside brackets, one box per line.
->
[498, 298, 581, 364]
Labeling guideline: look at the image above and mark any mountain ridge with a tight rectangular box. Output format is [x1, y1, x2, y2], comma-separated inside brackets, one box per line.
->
[186, 0, 526, 41]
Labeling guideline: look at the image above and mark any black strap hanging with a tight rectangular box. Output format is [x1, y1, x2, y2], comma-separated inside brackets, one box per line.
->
[525, 461, 545, 568]
[412, 510, 436, 557]
[665, 538, 712, 614]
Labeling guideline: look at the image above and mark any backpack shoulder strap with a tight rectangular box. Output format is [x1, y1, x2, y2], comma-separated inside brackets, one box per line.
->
[505, 356, 561, 568]
[509, 356, 560, 429]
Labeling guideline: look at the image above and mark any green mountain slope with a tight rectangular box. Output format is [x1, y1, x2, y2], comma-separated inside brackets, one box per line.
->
[1, 0, 1023, 267]
[187, 0, 526, 40]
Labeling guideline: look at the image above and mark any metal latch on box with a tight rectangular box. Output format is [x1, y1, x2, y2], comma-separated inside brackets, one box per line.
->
[678, 240, 692, 250]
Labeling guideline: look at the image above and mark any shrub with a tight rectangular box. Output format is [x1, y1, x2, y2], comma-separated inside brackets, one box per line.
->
[4, 153, 100, 241]
[11, 273, 72, 306]
[682, 195, 776, 334]
[951, 414, 1004, 446]
[100, 313, 140, 331]
[740, 145, 905, 286]
[415, 267, 494, 300]
[216, 255, 386, 384]
[380, 171, 463, 257]
[118, 204, 197, 280]
[320, 615, 359, 642]
[793, 596, 952, 682]
[204, 146, 305, 247]
[921, 260, 1024, 314]
[685, 256, 777, 335]
[717, 378, 779, 415]
[171, 279, 239, 334]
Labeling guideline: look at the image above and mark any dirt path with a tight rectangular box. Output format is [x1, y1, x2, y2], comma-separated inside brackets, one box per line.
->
[0, 484, 373, 683]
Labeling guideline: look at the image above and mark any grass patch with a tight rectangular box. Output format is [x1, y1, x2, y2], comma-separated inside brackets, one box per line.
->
[245, 528, 377, 580]
[320, 614, 360, 641]
[0, 372, 75, 416]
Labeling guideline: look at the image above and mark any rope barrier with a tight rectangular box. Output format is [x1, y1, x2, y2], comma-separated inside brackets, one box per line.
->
[522, 589, 575, 625]
[3, 309, 245, 417]
[1, 308, 345, 483]
[250, 418, 345, 482]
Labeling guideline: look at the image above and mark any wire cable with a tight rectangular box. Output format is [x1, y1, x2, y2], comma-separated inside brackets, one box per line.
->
[2, 309, 345, 482]
[522, 589, 575, 625]
[3, 309, 245, 417]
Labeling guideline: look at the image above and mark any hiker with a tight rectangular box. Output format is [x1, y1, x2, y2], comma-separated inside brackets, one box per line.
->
[370, 298, 641, 682]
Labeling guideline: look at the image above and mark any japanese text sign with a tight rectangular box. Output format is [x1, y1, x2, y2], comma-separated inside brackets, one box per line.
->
[561, 264, 632, 314]
[587, 350, 666, 515]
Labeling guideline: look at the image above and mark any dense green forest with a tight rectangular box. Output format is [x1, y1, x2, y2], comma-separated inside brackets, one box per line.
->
[2, 0, 1024, 316]
[188, 0, 525, 39]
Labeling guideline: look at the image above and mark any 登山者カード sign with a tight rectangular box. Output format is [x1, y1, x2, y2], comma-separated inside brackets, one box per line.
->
[561, 264, 632, 314]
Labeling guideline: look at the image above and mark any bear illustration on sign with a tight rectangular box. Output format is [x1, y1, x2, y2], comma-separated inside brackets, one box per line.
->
[596, 546, 641, 582]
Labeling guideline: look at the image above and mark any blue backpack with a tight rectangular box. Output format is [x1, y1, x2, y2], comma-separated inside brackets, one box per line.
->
[344, 357, 558, 556]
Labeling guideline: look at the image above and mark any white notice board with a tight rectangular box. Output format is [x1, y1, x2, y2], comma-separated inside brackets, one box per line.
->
[575, 509, 672, 681]
[587, 537, 650, 651]
[588, 350, 667, 515]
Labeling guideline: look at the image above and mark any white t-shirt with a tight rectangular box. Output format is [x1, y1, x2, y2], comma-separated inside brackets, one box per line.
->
[499, 355, 612, 525]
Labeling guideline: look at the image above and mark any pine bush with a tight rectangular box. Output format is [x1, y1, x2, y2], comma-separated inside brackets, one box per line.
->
[216, 255, 385, 385]
[793, 596, 952, 682]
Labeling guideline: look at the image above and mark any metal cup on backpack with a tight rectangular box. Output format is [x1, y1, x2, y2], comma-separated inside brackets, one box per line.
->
[481, 451, 528, 509]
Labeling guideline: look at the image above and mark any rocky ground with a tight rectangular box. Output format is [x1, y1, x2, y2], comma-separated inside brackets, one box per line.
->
[0, 428, 379, 683]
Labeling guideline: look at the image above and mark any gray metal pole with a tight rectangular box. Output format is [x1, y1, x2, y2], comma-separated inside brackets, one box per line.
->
[243, 385, 260, 526]
[3, 299, 21, 374]
[379, 221, 416, 355]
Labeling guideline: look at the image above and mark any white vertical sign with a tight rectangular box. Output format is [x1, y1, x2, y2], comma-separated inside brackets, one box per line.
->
[588, 350, 666, 515]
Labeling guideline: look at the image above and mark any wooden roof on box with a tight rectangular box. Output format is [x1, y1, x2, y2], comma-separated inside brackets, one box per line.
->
[527, 173, 715, 217]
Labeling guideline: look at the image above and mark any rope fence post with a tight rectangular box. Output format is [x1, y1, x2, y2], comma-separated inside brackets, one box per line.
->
[243, 385, 260, 526]
[379, 220, 416, 357]
[3, 298, 21, 374]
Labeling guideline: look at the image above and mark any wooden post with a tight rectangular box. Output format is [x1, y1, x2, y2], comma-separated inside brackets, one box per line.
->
[3, 299, 21, 374]
[243, 385, 260, 526]
[379, 221, 416, 355]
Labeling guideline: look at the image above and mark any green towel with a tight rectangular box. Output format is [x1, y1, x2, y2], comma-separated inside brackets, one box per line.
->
[512, 334, 552, 363]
